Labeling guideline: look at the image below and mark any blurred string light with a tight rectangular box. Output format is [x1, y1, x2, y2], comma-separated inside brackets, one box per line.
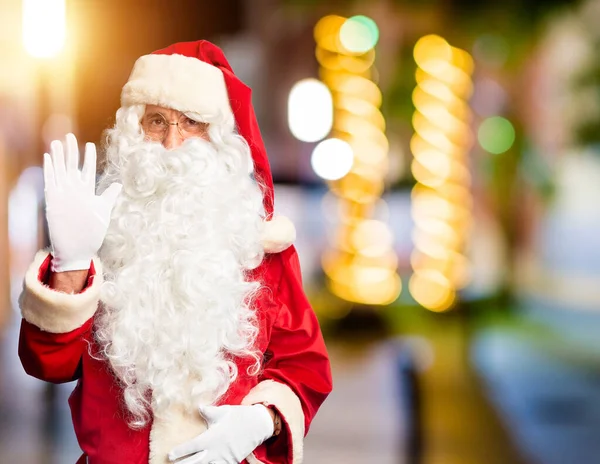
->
[478, 116, 515, 154]
[22, 0, 66, 58]
[409, 35, 475, 312]
[313, 14, 401, 305]
[288, 78, 333, 142]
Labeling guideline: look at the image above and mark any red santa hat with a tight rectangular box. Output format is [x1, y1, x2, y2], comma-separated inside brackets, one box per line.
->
[120, 40, 295, 253]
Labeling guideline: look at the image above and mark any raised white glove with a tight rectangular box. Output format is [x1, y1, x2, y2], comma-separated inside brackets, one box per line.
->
[168, 404, 274, 464]
[44, 133, 122, 272]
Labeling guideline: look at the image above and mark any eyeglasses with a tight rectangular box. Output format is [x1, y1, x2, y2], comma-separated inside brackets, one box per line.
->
[141, 112, 209, 141]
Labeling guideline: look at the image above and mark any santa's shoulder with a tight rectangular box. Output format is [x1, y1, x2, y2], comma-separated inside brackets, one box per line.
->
[249, 244, 299, 280]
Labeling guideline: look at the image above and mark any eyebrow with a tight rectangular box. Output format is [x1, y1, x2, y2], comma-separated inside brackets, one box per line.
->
[144, 112, 166, 119]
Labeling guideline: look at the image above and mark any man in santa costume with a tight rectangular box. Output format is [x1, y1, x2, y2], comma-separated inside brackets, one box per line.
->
[18, 40, 332, 464]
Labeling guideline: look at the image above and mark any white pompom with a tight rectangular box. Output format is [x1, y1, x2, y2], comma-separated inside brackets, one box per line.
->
[261, 215, 296, 253]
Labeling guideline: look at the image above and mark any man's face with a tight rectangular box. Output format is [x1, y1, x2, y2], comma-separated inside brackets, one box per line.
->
[140, 105, 210, 149]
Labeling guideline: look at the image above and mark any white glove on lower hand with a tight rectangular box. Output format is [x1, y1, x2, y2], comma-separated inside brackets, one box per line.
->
[44, 133, 122, 272]
[168, 404, 274, 464]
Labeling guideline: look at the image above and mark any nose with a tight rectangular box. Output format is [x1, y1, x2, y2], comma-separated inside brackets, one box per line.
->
[162, 124, 184, 149]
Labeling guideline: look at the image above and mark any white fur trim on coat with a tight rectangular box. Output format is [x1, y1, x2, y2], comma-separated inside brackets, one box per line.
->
[19, 251, 102, 334]
[242, 380, 305, 464]
[121, 53, 234, 128]
[149, 404, 208, 464]
[262, 216, 296, 254]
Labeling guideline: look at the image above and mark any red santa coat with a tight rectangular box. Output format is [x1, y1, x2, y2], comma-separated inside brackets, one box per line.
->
[18, 246, 332, 464]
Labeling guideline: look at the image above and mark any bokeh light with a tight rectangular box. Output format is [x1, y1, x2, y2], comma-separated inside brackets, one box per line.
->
[339, 16, 380, 54]
[288, 78, 333, 142]
[311, 138, 354, 181]
[314, 14, 399, 305]
[22, 0, 66, 58]
[478, 116, 515, 154]
[410, 35, 474, 312]
[409, 270, 456, 312]
[414, 35, 452, 69]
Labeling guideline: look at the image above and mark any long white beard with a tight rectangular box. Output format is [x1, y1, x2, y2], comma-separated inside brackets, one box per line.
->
[95, 127, 265, 427]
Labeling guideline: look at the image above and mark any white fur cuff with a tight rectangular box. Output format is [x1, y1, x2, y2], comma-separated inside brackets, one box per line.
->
[242, 380, 305, 464]
[19, 251, 102, 333]
[262, 216, 296, 254]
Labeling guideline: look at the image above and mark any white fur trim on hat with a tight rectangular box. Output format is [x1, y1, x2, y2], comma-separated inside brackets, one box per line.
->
[262, 215, 296, 254]
[19, 251, 102, 333]
[121, 53, 234, 127]
[242, 379, 306, 464]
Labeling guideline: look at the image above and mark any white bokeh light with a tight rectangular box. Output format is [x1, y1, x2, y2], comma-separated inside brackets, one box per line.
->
[23, 0, 66, 58]
[311, 138, 354, 180]
[288, 78, 333, 142]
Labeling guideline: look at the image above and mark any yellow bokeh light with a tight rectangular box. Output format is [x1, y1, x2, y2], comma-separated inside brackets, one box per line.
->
[354, 272, 402, 305]
[413, 126, 458, 154]
[409, 270, 456, 312]
[410, 133, 461, 159]
[451, 47, 475, 75]
[412, 110, 470, 145]
[325, 74, 383, 107]
[353, 251, 399, 270]
[336, 110, 385, 134]
[349, 138, 388, 167]
[417, 61, 474, 97]
[350, 220, 394, 257]
[410, 37, 474, 309]
[412, 217, 461, 249]
[338, 50, 377, 74]
[328, 272, 401, 305]
[414, 35, 452, 67]
[411, 161, 450, 188]
[315, 14, 400, 306]
[410, 249, 471, 289]
[316, 47, 344, 70]
[322, 249, 401, 305]
[414, 79, 456, 105]
[314, 15, 346, 49]
[411, 232, 452, 260]
[332, 169, 385, 204]
[412, 182, 472, 208]
[411, 191, 472, 226]
[413, 149, 452, 175]
[336, 96, 385, 130]
[412, 192, 453, 219]
[322, 249, 398, 276]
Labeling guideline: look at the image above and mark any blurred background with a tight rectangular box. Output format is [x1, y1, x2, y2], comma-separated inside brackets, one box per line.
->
[2, 0, 600, 463]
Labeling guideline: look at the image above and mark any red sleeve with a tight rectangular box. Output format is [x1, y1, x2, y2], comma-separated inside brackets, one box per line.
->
[252, 246, 332, 463]
[18, 253, 96, 383]
[262, 247, 332, 430]
[19, 318, 92, 383]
